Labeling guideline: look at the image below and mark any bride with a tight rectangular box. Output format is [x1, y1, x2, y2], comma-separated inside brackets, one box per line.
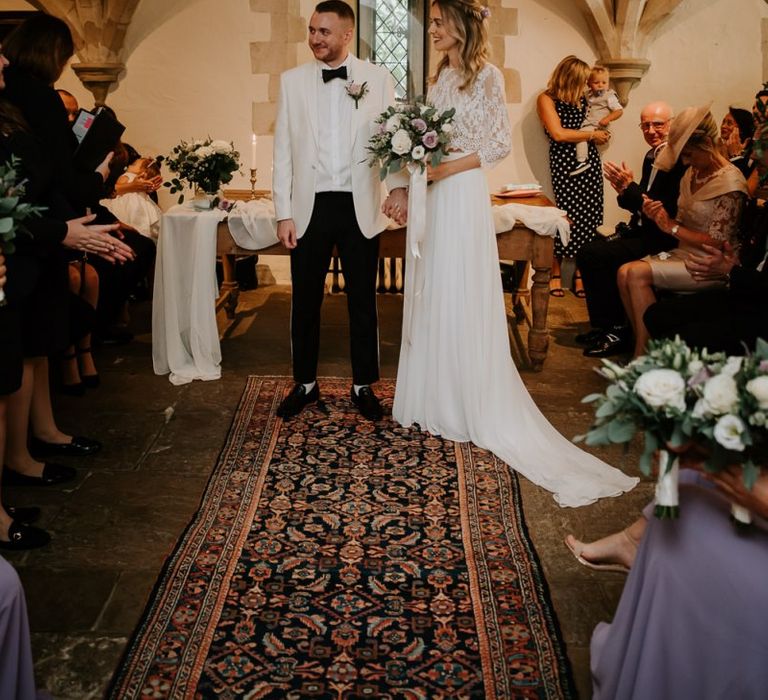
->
[383, 0, 638, 507]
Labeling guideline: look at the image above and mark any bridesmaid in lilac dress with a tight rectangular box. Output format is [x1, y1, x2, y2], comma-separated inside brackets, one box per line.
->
[590, 469, 768, 699]
[0, 557, 37, 700]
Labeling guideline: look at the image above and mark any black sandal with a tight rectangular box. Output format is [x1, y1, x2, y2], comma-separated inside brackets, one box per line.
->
[549, 275, 565, 297]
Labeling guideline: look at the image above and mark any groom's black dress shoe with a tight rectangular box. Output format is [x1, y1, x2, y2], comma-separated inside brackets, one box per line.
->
[351, 386, 383, 421]
[583, 331, 632, 358]
[29, 435, 102, 458]
[276, 383, 320, 418]
[2, 463, 77, 486]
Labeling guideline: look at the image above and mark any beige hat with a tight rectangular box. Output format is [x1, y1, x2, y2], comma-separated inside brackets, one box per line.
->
[653, 103, 712, 172]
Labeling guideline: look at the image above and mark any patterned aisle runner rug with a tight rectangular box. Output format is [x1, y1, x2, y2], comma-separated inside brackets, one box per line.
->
[109, 377, 575, 699]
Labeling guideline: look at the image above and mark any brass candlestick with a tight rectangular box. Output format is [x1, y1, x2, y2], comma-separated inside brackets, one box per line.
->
[249, 168, 258, 199]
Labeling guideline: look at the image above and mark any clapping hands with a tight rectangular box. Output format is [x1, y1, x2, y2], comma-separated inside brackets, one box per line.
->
[641, 194, 675, 233]
[603, 160, 634, 193]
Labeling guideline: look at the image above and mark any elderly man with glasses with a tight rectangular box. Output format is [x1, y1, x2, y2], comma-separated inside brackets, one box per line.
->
[575, 101, 687, 357]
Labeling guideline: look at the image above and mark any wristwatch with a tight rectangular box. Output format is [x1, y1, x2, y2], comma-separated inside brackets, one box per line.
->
[670, 224, 680, 237]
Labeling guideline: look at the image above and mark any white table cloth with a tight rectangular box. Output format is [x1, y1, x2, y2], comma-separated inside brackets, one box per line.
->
[152, 204, 227, 385]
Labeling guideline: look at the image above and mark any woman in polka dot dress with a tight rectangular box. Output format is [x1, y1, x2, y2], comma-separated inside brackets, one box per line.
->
[537, 55, 608, 297]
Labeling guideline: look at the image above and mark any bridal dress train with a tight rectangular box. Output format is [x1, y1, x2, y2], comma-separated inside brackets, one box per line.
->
[392, 64, 638, 507]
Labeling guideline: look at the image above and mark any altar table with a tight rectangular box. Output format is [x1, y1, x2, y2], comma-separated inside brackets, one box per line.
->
[216, 193, 555, 371]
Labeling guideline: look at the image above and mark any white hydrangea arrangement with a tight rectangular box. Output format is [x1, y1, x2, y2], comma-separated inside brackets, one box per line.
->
[159, 138, 240, 203]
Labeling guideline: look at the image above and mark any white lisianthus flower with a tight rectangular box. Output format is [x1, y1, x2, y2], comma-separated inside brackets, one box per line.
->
[195, 146, 214, 158]
[750, 410, 766, 427]
[746, 375, 768, 409]
[722, 356, 743, 377]
[411, 145, 426, 161]
[634, 369, 686, 411]
[701, 374, 739, 415]
[391, 129, 412, 156]
[386, 115, 402, 132]
[442, 122, 454, 134]
[210, 140, 232, 154]
[713, 414, 746, 451]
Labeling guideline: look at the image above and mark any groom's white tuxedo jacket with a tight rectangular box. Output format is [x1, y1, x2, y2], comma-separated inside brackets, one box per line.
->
[272, 55, 395, 240]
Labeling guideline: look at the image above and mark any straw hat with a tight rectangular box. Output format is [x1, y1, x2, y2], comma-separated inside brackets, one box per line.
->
[653, 103, 713, 172]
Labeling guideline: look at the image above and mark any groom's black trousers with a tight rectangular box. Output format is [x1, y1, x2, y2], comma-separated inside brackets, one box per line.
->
[290, 192, 380, 386]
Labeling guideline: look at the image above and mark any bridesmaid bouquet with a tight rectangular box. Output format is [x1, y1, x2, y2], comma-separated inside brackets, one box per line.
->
[0, 156, 45, 305]
[366, 99, 455, 181]
[159, 138, 240, 204]
[576, 336, 768, 527]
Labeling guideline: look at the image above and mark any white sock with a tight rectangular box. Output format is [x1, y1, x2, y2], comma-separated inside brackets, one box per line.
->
[302, 381, 316, 393]
[353, 384, 367, 395]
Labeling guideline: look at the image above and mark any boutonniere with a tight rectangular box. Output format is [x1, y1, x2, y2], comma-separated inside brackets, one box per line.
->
[345, 80, 368, 109]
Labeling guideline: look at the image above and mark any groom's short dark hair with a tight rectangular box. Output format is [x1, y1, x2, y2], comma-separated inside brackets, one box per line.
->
[315, 1, 355, 25]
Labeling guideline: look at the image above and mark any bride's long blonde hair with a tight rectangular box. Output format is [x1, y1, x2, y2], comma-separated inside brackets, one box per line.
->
[429, 0, 490, 91]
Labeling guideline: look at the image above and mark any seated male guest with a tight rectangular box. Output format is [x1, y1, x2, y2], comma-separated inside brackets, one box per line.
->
[643, 199, 768, 354]
[576, 101, 686, 357]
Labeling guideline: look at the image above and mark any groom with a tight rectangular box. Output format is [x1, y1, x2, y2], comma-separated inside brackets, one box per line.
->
[272, 0, 396, 420]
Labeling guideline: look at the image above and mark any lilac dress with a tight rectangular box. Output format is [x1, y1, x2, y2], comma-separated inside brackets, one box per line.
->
[0, 557, 37, 700]
[591, 471, 768, 699]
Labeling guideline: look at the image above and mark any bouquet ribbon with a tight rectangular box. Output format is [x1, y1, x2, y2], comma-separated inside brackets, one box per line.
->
[406, 162, 428, 259]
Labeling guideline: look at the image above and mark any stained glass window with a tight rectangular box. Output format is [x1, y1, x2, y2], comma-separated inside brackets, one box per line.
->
[358, 0, 426, 100]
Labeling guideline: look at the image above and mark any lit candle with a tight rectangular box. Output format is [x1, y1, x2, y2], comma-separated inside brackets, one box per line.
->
[251, 133, 258, 170]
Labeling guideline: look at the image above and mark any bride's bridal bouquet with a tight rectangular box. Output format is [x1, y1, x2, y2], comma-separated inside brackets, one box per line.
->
[367, 99, 455, 257]
[367, 99, 455, 180]
[576, 336, 768, 527]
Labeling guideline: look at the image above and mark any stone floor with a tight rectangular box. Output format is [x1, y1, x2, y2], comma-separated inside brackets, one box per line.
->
[3, 274, 652, 699]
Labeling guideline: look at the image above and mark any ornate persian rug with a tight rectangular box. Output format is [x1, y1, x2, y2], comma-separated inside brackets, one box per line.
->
[110, 377, 575, 699]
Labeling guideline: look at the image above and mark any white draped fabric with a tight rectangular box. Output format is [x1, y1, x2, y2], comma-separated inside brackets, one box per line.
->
[152, 205, 227, 385]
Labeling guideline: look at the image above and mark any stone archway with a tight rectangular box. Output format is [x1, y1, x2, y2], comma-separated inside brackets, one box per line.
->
[27, 0, 141, 104]
[574, 0, 685, 105]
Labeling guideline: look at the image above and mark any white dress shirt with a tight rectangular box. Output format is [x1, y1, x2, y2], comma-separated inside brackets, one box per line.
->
[316, 57, 353, 193]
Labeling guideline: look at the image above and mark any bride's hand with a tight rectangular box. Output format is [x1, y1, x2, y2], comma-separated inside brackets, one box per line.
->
[426, 162, 448, 183]
[382, 188, 408, 225]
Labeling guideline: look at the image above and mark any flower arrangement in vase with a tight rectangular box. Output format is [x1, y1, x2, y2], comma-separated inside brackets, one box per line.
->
[159, 138, 240, 208]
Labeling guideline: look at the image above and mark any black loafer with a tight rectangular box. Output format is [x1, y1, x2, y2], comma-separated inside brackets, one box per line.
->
[0, 521, 50, 550]
[29, 435, 102, 458]
[351, 386, 383, 421]
[276, 383, 320, 418]
[583, 332, 632, 358]
[575, 328, 606, 346]
[3, 463, 77, 486]
[2, 504, 41, 524]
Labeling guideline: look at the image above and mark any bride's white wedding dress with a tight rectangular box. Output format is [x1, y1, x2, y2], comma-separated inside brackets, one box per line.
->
[392, 64, 638, 507]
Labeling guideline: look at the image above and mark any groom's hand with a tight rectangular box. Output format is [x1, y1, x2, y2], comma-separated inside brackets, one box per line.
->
[277, 219, 298, 249]
[382, 188, 408, 225]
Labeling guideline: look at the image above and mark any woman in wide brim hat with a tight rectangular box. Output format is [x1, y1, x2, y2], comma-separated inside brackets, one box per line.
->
[614, 105, 749, 357]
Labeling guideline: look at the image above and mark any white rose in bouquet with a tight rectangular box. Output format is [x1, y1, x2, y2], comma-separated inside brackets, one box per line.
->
[746, 375, 768, 409]
[411, 145, 426, 161]
[385, 114, 402, 132]
[701, 374, 739, 415]
[391, 129, 413, 156]
[634, 368, 686, 411]
[211, 140, 232, 154]
[713, 414, 746, 451]
[195, 145, 214, 158]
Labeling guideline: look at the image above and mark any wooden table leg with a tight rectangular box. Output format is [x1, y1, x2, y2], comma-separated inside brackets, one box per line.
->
[528, 262, 551, 372]
[220, 253, 239, 319]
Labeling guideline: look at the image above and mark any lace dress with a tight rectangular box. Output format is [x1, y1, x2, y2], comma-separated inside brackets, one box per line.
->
[646, 164, 747, 290]
[393, 65, 638, 507]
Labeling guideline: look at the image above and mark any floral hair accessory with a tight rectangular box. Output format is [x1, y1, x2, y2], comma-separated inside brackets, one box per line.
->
[345, 80, 368, 109]
[480, 7, 491, 18]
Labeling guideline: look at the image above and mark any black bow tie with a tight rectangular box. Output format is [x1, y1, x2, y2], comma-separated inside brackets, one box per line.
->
[322, 66, 347, 83]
